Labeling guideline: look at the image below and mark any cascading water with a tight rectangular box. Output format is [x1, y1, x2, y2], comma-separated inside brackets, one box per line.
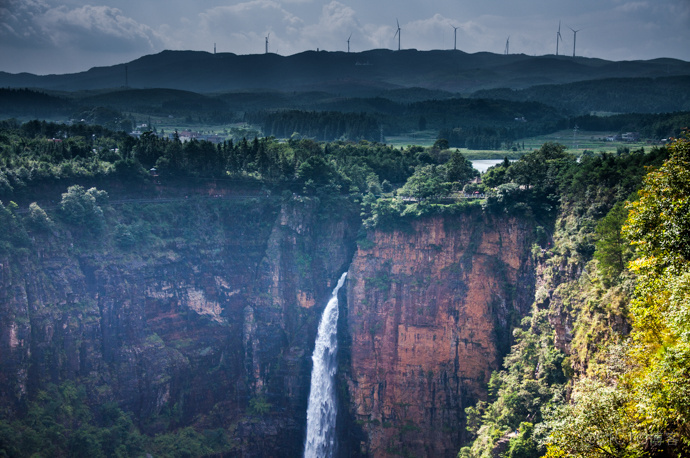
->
[304, 272, 347, 458]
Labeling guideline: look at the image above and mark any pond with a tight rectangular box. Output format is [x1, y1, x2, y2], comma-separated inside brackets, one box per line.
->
[471, 159, 506, 173]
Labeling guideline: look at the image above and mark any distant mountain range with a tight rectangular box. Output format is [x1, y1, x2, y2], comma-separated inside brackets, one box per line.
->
[1, 49, 689, 94]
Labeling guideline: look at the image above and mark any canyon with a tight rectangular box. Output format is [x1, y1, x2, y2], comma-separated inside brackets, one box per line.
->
[0, 193, 536, 456]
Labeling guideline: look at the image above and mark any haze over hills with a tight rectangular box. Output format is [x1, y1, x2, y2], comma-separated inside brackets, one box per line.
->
[1, 49, 689, 95]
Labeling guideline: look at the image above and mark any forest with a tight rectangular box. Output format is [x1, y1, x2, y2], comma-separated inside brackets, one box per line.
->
[0, 119, 479, 203]
[3, 83, 690, 148]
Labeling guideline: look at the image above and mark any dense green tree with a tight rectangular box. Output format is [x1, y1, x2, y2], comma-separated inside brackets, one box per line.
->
[58, 185, 108, 232]
[624, 137, 690, 270]
[296, 155, 336, 185]
[508, 422, 539, 458]
[482, 158, 511, 188]
[593, 201, 633, 284]
[27, 202, 54, 231]
[0, 381, 230, 457]
[253, 110, 380, 142]
[433, 138, 450, 150]
[0, 200, 29, 253]
[508, 142, 573, 195]
[621, 137, 690, 452]
[397, 165, 449, 200]
[361, 193, 405, 229]
[134, 131, 162, 168]
[444, 150, 479, 184]
[544, 377, 639, 458]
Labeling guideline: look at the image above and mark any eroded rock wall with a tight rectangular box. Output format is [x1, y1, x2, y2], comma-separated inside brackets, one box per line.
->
[345, 211, 535, 457]
[0, 197, 358, 456]
[0, 196, 536, 457]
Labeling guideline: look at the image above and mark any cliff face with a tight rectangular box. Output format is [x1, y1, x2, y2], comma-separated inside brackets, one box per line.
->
[345, 211, 535, 457]
[1, 195, 537, 456]
[0, 196, 358, 455]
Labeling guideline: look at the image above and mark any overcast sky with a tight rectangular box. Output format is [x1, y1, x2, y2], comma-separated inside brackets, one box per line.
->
[1, 0, 689, 75]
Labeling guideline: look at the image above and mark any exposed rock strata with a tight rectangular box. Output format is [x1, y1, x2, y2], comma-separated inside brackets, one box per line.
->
[345, 212, 535, 457]
[0, 197, 358, 456]
[0, 196, 536, 457]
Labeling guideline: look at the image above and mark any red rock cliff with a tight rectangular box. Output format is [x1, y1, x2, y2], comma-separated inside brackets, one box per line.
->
[345, 212, 535, 457]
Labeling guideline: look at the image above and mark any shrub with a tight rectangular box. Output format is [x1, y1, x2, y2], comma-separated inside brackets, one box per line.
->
[27, 202, 54, 231]
[58, 185, 108, 233]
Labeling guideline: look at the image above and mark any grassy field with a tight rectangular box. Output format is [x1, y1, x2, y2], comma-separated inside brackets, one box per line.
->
[140, 117, 659, 160]
[520, 129, 655, 155]
[385, 130, 439, 148]
[141, 116, 260, 139]
[386, 128, 658, 159]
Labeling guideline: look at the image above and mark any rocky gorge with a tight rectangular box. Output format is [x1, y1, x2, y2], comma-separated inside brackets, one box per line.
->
[0, 189, 537, 456]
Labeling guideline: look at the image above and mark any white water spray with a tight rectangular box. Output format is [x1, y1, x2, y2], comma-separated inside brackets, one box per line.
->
[304, 272, 347, 458]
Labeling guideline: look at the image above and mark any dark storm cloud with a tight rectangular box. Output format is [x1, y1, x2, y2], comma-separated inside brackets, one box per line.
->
[1, 0, 162, 51]
[1, 0, 164, 73]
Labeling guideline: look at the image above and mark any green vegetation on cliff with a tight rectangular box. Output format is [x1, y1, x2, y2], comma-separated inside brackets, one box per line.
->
[462, 137, 690, 457]
[0, 119, 431, 198]
[0, 381, 232, 457]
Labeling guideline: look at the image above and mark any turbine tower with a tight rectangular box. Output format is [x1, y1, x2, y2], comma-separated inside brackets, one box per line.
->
[394, 19, 401, 51]
[265, 33, 269, 54]
[347, 33, 352, 53]
[556, 21, 562, 56]
[569, 27, 581, 57]
[504, 36, 510, 55]
[451, 25, 459, 51]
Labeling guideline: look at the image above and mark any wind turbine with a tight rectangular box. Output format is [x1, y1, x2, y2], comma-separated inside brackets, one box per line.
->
[504, 36, 510, 55]
[265, 33, 269, 54]
[569, 27, 581, 57]
[451, 25, 459, 51]
[347, 33, 352, 53]
[556, 21, 562, 56]
[394, 19, 401, 51]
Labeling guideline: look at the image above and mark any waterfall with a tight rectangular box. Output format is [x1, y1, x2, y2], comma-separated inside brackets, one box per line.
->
[304, 272, 347, 458]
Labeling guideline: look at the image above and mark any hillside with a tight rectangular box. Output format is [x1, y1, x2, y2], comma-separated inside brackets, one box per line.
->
[1, 49, 689, 94]
[471, 75, 690, 114]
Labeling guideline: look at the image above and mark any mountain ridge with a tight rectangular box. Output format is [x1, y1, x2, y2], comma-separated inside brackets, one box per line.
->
[1, 49, 689, 95]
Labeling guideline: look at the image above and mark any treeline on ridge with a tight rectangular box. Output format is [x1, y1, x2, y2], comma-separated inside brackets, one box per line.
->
[0, 119, 456, 200]
[246, 110, 380, 142]
[470, 75, 690, 114]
